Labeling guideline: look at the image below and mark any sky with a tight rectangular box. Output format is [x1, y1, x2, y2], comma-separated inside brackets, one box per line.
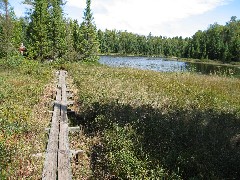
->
[9, 0, 240, 38]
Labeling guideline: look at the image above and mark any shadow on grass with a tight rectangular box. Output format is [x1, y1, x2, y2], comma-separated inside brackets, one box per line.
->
[68, 101, 240, 179]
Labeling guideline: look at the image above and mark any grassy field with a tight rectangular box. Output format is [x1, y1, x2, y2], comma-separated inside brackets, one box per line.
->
[0, 57, 53, 178]
[64, 62, 240, 179]
[1, 58, 240, 179]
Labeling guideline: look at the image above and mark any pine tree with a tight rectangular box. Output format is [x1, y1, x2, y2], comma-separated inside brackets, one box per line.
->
[12, 17, 28, 51]
[0, 0, 14, 59]
[28, 0, 51, 61]
[49, 0, 66, 59]
[70, 20, 80, 54]
[63, 19, 78, 61]
[78, 0, 99, 62]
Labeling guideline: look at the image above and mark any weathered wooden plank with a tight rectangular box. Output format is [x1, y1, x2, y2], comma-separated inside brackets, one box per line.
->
[58, 70, 72, 180]
[67, 94, 74, 99]
[42, 70, 72, 180]
[58, 119, 71, 180]
[42, 85, 61, 180]
[68, 126, 80, 132]
[67, 100, 74, 105]
[70, 150, 84, 158]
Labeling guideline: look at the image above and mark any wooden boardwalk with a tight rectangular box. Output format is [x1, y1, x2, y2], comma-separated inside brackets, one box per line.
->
[42, 70, 72, 180]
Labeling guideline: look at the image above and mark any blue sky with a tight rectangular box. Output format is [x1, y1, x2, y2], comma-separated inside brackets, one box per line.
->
[9, 0, 240, 38]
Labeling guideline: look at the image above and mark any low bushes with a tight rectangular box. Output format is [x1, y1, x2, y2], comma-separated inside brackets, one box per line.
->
[67, 62, 240, 179]
[1, 58, 239, 178]
[0, 57, 52, 178]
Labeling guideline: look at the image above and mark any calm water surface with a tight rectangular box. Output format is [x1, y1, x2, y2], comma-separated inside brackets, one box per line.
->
[99, 56, 240, 77]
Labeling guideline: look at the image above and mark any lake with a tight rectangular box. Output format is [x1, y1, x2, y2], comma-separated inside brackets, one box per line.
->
[99, 56, 240, 77]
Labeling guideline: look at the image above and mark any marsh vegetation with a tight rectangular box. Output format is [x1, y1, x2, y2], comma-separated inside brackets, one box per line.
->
[63, 62, 240, 179]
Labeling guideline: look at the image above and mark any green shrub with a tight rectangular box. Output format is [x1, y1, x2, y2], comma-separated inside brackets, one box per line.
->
[0, 56, 23, 69]
[67, 63, 240, 179]
[99, 124, 169, 179]
[0, 57, 52, 178]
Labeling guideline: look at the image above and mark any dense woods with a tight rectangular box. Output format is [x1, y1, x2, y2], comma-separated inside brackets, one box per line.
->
[0, 0, 99, 62]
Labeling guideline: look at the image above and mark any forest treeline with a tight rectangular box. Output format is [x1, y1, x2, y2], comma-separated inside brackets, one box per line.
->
[0, 0, 99, 62]
[98, 16, 240, 62]
[0, 0, 239, 63]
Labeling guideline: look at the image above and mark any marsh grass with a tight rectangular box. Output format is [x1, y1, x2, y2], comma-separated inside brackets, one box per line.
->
[1, 57, 239, 179]
[65, 62, 240, 179]
[0, 57, 53, 178]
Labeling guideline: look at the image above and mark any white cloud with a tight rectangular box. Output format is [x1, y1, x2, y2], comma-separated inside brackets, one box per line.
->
[66, 0, 233, 37]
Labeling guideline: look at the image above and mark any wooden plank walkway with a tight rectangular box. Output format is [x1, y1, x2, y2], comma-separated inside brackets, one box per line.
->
[42, 70, 72, 180]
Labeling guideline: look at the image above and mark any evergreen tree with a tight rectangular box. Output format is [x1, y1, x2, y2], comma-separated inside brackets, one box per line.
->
[0, 0, 14, 59]
[78, 0, 99, 61]
[97, 29, 105, 53]
[70, 19, 81, 55]
[147, 32, 154, 56]
[49, 0, 66, 59]
[28, 0, 51, 61]
[12, 17, 28, 51]
[63, 19, 78, 61]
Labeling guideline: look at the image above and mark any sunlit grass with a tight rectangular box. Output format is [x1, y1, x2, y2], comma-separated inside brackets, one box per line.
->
[0, 58, 53, 178]
[66, 63, 239, 113]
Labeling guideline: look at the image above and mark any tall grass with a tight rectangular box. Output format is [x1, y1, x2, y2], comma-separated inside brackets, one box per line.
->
[0, 57, 53, 178]
[65, 62, 240, 179]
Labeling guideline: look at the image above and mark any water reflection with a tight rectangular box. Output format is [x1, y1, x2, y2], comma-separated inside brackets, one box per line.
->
[99, 56, 240, 77]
